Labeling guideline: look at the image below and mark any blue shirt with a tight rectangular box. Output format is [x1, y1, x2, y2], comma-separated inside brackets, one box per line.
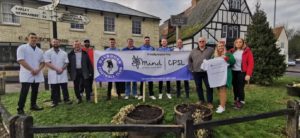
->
[157, 46, 172, 52]
[139, 44, 155, 51]
[105, 47, 120, 51]
[122, 46, 140, 51]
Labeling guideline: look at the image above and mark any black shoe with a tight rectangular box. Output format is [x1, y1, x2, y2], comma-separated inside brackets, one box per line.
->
[17, 109, 25, 115]
[64, 100, 73, 104]
[30, 105, 44, 111]
[118, 95, 121, 99]
[106, 96, 111, 101]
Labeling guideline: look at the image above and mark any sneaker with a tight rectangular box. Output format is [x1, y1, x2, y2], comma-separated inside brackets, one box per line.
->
[158, 94, 163, 99]
[124, 96, 129, 100]
[134, 95, 139, 99]
[216, 105, 225, 113]
[149, 96, 156, 100]
[234, 101, 242, 109]
[166, 94, 172, 99]
[240, 101, 246, 104]
[138, 96, 143, 100]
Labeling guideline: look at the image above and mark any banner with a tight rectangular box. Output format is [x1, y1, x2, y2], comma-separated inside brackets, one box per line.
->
[94, 51, 193, 82]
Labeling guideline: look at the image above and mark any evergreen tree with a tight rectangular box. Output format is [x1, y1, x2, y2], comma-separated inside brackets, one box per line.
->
[246, 3, 286, 85]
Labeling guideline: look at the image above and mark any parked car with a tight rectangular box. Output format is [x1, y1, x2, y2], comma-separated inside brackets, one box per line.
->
[288, 60, 296, 66]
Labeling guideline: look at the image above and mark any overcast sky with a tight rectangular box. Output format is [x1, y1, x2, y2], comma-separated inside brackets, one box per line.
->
[104, 0, 300, 29]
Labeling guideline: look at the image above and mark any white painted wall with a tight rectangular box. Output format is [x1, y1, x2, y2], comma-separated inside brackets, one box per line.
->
[276, 29, 289, 63]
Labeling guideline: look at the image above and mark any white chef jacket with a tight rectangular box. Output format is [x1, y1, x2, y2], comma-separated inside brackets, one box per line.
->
[44, 48, 69, 84]
[17, 44, 44, 83]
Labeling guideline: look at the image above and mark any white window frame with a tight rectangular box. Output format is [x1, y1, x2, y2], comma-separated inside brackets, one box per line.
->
[104, 16, 115, 32]
[70, 22, 84, 30]
[132, 19, 141, 35]
[1, 2, 20, 25]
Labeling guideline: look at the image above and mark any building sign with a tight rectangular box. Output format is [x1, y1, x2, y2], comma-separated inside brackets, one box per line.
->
[58, 14, 90, 24]
[171, 15, 188, 26]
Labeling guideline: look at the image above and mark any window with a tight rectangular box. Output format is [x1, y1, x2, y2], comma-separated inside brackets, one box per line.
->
[221, 25, 227, 38]
[281, 42, 284, 49]
[70, 23, 84, 30]
[0, 42, 23, 64]
[222, 24, 239, 39]
[132, 20, 141, 34]
[1, 3, 20, 24]
[104, 16, 115, 32]
[229, 0, 241, 11]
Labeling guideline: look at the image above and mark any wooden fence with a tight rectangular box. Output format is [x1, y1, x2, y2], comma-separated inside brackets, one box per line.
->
[0, 100, 299, 138]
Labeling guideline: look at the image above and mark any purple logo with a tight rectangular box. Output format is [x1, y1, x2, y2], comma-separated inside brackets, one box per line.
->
[97, 54, 124, 79]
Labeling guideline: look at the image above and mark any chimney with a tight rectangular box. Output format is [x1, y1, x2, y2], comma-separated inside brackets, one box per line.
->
[191, 0, 200, 7]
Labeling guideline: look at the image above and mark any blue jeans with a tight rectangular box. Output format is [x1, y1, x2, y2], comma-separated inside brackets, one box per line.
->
[193, 72, 213, 103]
[125, 82, 137, 96]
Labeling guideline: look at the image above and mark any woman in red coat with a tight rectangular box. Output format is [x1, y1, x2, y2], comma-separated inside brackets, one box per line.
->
[229, 38, 254, 109]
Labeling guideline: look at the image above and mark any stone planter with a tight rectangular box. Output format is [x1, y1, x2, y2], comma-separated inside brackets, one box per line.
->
[286, 84, 300, 97]
[125, 105, 164, 138]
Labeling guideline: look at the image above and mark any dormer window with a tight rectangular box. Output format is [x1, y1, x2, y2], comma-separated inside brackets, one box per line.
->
[229, 0, 241, 11]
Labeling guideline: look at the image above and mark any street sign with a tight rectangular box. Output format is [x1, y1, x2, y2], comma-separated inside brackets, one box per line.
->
[170, 15, 188, 26]
[58, 14, 90, 24]
[38, 0, 60, 10]
[11, 5, 53, 21]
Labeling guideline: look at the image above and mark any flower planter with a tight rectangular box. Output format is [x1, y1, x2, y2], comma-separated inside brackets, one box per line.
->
[174, 103, 213, 138]
[286, 84, 300, 97]
[125, 105, 164, 138]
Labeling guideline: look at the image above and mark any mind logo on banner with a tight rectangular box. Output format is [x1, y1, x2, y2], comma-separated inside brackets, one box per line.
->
[97, 53, 124, 78]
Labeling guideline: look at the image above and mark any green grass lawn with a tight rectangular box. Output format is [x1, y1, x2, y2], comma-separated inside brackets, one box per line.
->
[1, 76, 300, 138]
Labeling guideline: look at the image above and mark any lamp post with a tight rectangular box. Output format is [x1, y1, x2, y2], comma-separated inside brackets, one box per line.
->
[274, 0, 277, 27]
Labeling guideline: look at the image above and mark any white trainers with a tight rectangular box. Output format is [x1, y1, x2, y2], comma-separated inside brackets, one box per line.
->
[158, 94, 163, 99]
[216, 105, 225, 113]
[138, 96, 143, 100]
[166, 94, 172, 99]
[124, 96, 129, 100]
[149, 96, 156, 100]
[134, 95, 139, 99]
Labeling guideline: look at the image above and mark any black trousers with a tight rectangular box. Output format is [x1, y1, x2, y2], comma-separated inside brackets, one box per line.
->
[158, 81, 171, 94]
[17, 83, 39, 111]
[193, 72, 213, 103]
[176, 80, 190, 98]
[107, 82, 125, 97]
[51, 83, 70, 104]
[73, 69, 91, 101]
[80, 76, 93, 96]
[232, 71, 246, 102]
[140, 81, 154, 96]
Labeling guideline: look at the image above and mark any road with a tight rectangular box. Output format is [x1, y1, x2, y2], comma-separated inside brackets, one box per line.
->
[286, 63, 300, 77]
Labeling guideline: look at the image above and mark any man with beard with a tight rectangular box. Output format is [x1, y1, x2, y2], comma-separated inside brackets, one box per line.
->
[44, 38, 72, 107]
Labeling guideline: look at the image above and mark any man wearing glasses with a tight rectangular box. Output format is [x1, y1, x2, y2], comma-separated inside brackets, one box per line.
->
[188, 37, 214, 107]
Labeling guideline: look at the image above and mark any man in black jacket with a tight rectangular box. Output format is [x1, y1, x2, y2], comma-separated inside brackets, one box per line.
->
[68, 40, 93, 103]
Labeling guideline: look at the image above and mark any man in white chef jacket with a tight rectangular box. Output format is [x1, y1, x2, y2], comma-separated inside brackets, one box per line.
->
[44, 38, 72, 107]
[16, 33, 44, 115]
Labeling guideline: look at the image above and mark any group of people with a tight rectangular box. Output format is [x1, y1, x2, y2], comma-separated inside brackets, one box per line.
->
[16, 32, 253, 115]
